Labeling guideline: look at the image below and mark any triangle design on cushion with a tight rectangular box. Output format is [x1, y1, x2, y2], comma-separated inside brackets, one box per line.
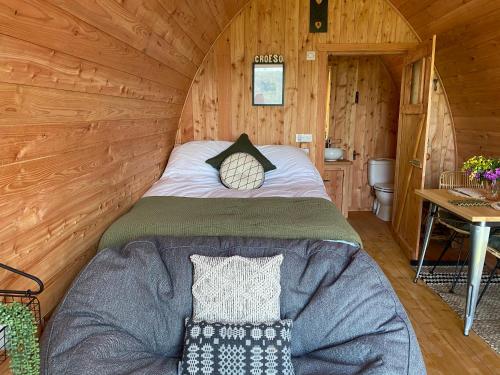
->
[205, 133, 276, 172]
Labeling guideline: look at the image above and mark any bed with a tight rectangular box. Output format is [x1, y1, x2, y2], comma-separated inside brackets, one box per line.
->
[41, 141, 426, 374]
[144, 141, 331, 200]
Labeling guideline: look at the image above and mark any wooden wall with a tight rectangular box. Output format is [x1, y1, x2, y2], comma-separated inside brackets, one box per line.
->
[177, 0, 419, 166]
[390, 0, 500, 162]
[177, 0, 457, 203]
[327, 56, 400, 211]
[0, 0, 246, 323]
[425, 75, 457, 188]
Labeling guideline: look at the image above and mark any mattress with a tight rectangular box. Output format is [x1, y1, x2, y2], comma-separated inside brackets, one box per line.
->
[143, 141, 331, 200]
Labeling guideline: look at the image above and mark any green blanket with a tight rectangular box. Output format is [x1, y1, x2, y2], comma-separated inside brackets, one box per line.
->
[98, 196, 362, 250]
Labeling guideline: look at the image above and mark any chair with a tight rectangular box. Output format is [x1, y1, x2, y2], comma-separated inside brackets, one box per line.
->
[476, 235, 500, 305]
[438, 170, 482, 190]
[429, 171, 480, 276]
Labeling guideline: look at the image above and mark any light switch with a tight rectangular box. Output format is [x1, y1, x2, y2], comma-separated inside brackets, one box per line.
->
[306, 51, 316, 61]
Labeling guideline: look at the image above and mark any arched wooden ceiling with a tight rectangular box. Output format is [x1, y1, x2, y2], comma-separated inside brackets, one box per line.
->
[388, 0, 500, 160]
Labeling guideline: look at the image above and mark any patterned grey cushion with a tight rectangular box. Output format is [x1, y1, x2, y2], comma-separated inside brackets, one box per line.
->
[179, 319, 294, 375]
[191, 254, 283, 324]
[220, 152, 265, 190]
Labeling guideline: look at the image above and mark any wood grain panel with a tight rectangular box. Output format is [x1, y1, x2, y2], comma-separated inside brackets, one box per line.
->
[425, 76, 457, 187]
[116, 0, 206, 66]
[0, 135, 170, 247]
[0, 0, 190, 89]
[323, 169, 344, 213]
[0, 165, 165, 309]
[49, 0, 198, 77]
[323, 162, 352, 217]
[0, 83, 181, 125]
[389, 0, 500, 160]
[0, 34, 185, 102]
[158, 0, 221, 52]
[177, 0, 421, 166]
[0, 0, 246, 345]
[0, 118, 177, 166]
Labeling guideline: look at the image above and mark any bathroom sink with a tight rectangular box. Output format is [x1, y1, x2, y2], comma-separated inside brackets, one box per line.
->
[324, 147, 343, 161]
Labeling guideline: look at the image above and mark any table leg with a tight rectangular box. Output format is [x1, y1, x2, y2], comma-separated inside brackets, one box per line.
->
[414, 203, 438, 282]
[464, 222, 490, 336]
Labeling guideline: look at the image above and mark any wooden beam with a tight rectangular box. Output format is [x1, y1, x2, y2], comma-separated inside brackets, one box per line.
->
[317, 43, 419, 55]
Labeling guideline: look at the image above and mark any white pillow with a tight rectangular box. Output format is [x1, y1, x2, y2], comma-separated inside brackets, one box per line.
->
[190, 254, 283, 324]
[161, 141, 232, 180]
[161, 141, 321, 182]
[258, 145, 322, 181]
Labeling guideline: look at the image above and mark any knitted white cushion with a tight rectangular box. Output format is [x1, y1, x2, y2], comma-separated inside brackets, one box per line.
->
[219, 152, 265, 190]
[190, 254, 283, 324]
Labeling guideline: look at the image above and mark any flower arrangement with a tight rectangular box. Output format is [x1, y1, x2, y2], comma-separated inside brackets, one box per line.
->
[462, 156, 500, 182]
[462, 155, 500, 200]
[0, 302, 40, 375]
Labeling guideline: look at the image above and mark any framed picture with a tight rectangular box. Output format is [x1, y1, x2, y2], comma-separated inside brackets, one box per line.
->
[252, 63, 284, 106]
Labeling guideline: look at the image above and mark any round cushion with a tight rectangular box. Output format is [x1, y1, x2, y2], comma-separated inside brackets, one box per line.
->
[220, 152, 265, 190]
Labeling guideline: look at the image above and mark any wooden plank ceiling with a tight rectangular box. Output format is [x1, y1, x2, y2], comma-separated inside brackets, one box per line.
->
[389, 0, 500, 160]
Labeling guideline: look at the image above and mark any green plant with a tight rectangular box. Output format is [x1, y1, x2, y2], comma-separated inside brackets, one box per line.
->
[0, 302, 40, 375]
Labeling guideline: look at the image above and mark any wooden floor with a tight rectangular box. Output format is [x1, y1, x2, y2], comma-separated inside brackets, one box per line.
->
[348, 211, 500, 375]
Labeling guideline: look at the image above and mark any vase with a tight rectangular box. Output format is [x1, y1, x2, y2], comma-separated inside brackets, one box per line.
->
[483, 179, 499, 201]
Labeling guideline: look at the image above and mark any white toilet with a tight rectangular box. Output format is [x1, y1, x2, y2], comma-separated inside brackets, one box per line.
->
[368, 158, 395, 221]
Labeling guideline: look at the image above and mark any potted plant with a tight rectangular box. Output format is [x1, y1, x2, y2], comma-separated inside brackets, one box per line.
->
[0, 302, 40, 375]
[462, 155, 500, 200]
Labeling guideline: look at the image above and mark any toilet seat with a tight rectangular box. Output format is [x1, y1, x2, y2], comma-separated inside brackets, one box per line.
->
[374, 183, 394, 193]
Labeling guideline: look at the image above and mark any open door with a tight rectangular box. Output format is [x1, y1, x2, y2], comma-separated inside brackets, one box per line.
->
[392, 36, 436, 260]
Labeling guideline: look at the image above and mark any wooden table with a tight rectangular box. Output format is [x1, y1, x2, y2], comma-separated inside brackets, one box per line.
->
[414, 189, 500, 336]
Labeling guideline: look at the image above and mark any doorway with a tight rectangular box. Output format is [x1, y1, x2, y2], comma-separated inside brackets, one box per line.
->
[317, 39, 456, 260]
[325, 55, 402, 211]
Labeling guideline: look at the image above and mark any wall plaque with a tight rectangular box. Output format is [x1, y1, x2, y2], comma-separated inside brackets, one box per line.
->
[310, 0, 328, 33]
[254, 54, 284, 64]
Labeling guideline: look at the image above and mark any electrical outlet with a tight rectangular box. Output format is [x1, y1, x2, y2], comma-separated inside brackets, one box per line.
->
[296, 134, 313, 143]
[306, 51, 316, 61]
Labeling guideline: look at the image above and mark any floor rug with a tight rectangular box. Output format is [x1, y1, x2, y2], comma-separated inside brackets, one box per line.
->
[419, 266, 499, 354]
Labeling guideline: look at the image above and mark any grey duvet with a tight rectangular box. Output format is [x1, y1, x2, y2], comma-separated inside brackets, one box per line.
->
[41, 236, 425, 374]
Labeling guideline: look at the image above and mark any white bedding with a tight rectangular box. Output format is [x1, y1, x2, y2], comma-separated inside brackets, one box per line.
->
[143, 141, 330, 200]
